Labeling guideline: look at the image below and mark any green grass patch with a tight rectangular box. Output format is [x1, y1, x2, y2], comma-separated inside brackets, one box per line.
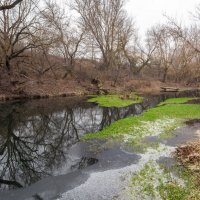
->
[159, 97, 196, 105]
[121, 118, 180, 153]
[82, 98, 200, 141]
[87, 94, 143, 108]
[130, 161, 200, 200]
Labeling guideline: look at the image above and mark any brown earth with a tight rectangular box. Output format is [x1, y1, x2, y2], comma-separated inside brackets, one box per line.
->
[0, 73, 198, 102]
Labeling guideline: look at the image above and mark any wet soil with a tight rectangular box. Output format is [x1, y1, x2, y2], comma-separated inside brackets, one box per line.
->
[186, 98, 200, 104]
[185, 119, 200, 126]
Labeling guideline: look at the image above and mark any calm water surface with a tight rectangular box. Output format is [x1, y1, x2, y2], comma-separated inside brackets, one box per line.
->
[0, 90, 199, 200]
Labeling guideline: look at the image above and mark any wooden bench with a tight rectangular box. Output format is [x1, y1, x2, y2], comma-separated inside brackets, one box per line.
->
[160, 87, 179, 92]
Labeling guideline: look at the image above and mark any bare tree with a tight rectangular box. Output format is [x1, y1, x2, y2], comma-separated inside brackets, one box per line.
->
[165, 17, 200, 54]
[163, 13, 200, 83]
[122, 34, 156, 77]
[147, 25, 183, 82]
[0, 0, 42, 74]
[72, 0, 135, 70]
[41, 0, 85, 78]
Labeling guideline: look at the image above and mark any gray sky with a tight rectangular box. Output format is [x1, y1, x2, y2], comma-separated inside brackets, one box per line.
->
[125, 0, 200, 36]
[59, 0, 200, 38]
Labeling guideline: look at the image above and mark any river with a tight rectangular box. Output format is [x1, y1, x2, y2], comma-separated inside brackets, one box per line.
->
[0, 90, 199, 200]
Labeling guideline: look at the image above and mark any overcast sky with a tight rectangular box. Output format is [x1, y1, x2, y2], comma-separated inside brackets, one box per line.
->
[125, 0, 200, 36]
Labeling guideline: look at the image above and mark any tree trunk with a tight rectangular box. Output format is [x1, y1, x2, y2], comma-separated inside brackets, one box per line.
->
[4, 56, 11, 73]
[162, 67, 168, 83]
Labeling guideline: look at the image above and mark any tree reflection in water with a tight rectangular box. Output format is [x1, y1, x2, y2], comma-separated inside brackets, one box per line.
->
[0, 97, 145, 191]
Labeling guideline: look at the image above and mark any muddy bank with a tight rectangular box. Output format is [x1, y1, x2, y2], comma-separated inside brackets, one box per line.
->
[0, 77, 199, 102]
[0, 92, 79, 102]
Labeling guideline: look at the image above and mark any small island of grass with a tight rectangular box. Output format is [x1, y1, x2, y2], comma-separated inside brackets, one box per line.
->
[87, 94, 143, 108]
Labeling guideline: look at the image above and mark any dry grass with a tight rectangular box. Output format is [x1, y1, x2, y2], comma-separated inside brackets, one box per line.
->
[175, 140, 200, 172]
[0, 62, 197, 101]
[175, 140, 200, 199]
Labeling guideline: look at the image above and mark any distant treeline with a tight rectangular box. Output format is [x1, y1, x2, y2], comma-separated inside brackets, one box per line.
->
[0, 0, 200, 85]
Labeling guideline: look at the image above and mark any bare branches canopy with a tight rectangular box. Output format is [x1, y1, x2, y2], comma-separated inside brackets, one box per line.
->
[0, 0, 200, 85]
[72, 0, 136, 69]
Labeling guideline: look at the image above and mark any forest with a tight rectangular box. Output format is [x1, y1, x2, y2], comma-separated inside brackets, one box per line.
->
[0, 0, 200, 99]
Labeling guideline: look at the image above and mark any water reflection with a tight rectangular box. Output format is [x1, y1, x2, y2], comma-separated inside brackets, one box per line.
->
[0, 97, 150, 190]
[0, 90, 199, 191]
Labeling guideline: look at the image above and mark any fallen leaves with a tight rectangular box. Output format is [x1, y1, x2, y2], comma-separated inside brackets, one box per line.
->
[175, 140, 200, 171]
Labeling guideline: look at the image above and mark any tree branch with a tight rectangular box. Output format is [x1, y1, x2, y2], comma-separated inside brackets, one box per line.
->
[0, 0, 23, 11]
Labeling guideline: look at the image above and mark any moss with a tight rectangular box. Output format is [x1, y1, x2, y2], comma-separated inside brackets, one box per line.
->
[158, 164, 200, 200]
[130, 161, 200, 200]
[159, 97, 196, 105]
[130, 161, 157, 198]
[121, 118, 178, 153]
[158, 181, 188, 200]
[82, 98, 200, 141]
[87, 94, 143, 108]
[158, 121, 182, 139]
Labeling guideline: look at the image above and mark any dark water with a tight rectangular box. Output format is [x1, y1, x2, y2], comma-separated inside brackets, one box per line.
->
[0, 90, 200, 200]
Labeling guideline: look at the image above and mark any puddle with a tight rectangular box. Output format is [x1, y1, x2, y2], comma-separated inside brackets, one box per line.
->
[56, 145, 174, 200]
[163, 123, 200, 146]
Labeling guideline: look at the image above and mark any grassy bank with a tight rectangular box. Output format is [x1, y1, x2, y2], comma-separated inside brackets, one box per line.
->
[85, 96, 200, 199]
[82, 97, 200, 141]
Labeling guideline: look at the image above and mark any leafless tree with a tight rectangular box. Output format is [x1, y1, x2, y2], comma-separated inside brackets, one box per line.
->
[163, 13, 200, 83]
[122, 34, 156, 77]
[147, 25, 183, 82]
[72, 0, 135, 70]
[41, 0, 85, 78]
[0, 0, 42, 74]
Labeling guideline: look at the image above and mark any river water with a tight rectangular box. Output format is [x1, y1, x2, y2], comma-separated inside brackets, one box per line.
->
[0, 91, 199, 200]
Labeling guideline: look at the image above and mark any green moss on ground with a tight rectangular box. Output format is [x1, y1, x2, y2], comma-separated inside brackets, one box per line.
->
[159, 97, 195, 105]
[130, 161, 200, 200]
[82, 98, 200, 141]
[87, 94, 143, 108]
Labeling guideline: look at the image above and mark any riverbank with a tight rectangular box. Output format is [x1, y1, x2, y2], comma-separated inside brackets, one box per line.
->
[56, 97, 200, 200]
[0, 77, 198, 102]
[80, 96, 200, 199]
